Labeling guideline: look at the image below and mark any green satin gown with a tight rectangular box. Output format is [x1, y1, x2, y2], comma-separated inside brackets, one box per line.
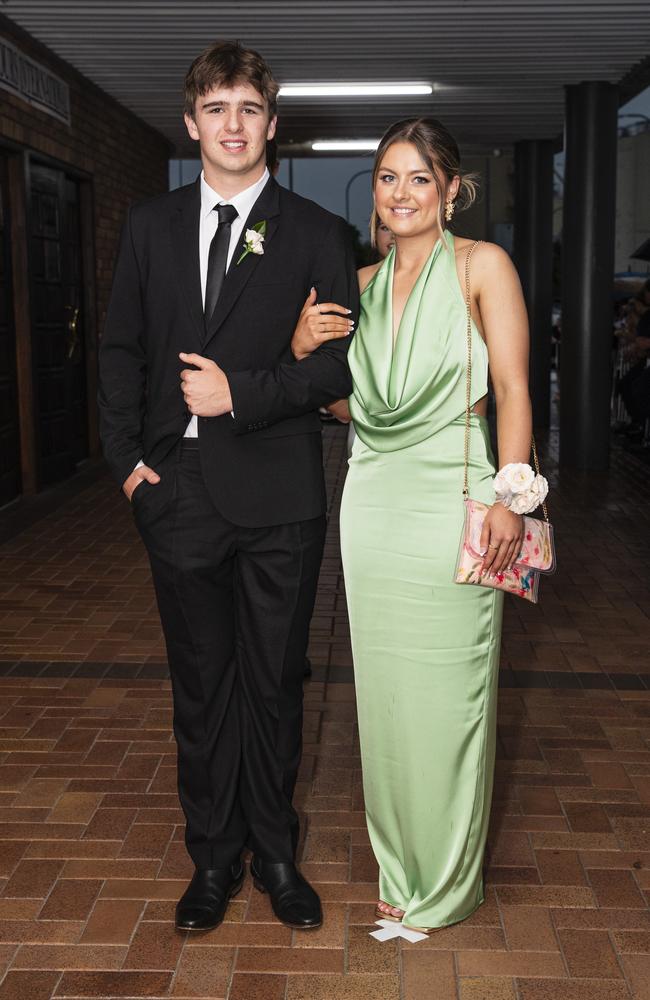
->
[340, 231, 503, 928]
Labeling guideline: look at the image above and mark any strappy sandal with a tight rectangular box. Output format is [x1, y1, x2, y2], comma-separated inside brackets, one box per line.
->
[402, 923, 441, 936]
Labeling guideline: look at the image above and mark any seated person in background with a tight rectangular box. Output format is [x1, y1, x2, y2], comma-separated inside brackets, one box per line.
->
[618, 281, 650, 434]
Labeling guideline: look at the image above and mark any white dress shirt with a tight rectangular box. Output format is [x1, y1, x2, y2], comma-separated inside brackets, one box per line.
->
[184, 167, 270, 437]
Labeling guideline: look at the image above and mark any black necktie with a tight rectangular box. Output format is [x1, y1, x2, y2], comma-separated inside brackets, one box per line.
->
[204, 203, 238, 325]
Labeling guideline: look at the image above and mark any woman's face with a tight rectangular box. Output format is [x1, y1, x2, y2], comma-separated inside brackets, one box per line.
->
[374, 140, 458, 242]
[375, 222, 395, 259]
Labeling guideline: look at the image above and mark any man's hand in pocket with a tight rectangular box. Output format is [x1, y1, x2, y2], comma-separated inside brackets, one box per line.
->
[123, 465, 160, 502]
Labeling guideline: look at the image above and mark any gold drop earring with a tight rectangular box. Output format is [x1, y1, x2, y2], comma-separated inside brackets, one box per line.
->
[444, 199, 455, 222]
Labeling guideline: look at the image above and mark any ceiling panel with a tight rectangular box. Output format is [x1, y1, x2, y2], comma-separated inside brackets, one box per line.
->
[2, 1, 649, 153]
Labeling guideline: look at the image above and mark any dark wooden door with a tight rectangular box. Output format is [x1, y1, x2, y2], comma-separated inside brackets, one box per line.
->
[0, 155, 21, 506]
[30, 162, 88, 487]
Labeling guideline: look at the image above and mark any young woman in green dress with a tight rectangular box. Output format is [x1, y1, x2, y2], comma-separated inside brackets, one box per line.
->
[291, 118, 533, 933]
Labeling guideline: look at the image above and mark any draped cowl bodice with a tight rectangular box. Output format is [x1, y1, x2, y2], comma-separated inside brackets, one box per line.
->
[348, 230, 488, 453]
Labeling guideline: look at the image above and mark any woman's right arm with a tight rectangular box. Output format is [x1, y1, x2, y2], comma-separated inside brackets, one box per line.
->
[291, 264, 380, 361]
[289, 265, 380, 422]
[291, 287, 354, 360]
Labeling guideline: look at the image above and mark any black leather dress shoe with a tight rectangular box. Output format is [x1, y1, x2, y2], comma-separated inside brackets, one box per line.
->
[175, 862, 244, 931]
[251, 857, 322, 929]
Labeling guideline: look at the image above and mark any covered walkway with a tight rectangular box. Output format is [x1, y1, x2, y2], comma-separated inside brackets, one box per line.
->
[0, 425, 649, 999]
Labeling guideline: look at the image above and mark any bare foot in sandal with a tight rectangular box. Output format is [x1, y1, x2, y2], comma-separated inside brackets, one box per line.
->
[375, 901, 405, 922]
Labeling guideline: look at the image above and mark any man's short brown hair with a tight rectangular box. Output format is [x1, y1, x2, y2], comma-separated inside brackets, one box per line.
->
[184, 40, 279, 118]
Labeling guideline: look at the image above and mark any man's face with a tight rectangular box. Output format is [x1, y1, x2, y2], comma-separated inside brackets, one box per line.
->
[184, 81, 277, 181]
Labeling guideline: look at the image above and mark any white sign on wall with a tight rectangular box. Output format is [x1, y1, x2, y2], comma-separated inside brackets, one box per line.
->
[0, 36, 70, 125]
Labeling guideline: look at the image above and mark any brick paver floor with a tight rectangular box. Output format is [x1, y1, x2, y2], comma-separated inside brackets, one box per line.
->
[0, 425, 649, 999]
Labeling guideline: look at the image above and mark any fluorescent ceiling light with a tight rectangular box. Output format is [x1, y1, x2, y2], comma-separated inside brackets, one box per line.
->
[312, 140, 380, 152]
[280, 83, 432, 98]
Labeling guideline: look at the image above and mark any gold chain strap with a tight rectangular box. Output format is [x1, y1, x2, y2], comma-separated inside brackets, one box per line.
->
[462, 241, 549, 523]
[531, 438, 549, 522]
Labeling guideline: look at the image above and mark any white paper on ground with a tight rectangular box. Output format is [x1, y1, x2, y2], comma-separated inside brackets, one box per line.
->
[369, 919, 429, 943]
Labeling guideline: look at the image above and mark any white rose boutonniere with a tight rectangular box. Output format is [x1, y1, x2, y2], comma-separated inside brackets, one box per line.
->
[236, 220, 267, 265]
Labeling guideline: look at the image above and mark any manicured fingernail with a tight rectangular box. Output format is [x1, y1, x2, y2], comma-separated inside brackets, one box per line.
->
[346, 308, 352, 314]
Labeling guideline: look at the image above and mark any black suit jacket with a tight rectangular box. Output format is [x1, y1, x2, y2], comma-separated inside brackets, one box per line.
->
[98, 176, 359, 526]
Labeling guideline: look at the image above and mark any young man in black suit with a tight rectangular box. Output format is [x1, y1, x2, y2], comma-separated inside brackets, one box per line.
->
[98, 41, 358, 931]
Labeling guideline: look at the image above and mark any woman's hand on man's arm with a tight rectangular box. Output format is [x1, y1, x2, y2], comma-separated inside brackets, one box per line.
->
[291, 287, 354, 360]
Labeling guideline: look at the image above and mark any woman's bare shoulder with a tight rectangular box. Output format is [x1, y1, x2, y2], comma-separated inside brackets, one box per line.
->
[454, 237, 517, 289]
[454, 237, 512, 270]
[357, 262, 382, 294]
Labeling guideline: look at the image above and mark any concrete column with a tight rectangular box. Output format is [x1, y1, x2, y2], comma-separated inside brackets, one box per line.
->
[513, 140, 555, 429]
[560, 81, 618, 471]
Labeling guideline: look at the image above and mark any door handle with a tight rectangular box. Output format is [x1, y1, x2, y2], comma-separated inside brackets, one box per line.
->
[65, 305, 80, 360]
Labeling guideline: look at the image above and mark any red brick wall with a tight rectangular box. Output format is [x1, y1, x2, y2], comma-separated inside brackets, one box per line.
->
[0, 14, 172, 330]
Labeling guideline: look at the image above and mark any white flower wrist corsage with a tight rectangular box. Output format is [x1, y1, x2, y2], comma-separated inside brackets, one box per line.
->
[492, 462, 549, 515]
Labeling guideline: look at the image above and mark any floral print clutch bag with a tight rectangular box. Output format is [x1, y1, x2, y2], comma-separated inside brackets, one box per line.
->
[454, 499, 556, 604]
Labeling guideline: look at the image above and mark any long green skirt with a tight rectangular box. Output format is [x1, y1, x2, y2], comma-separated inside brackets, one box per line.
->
[340, 414, 503, 929]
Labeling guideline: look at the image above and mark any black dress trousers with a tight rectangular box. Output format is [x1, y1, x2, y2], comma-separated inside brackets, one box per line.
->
[131, 443, 326, 868]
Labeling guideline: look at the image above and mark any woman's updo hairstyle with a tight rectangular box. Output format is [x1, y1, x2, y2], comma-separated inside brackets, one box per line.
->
[369, 117, 478, 247]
